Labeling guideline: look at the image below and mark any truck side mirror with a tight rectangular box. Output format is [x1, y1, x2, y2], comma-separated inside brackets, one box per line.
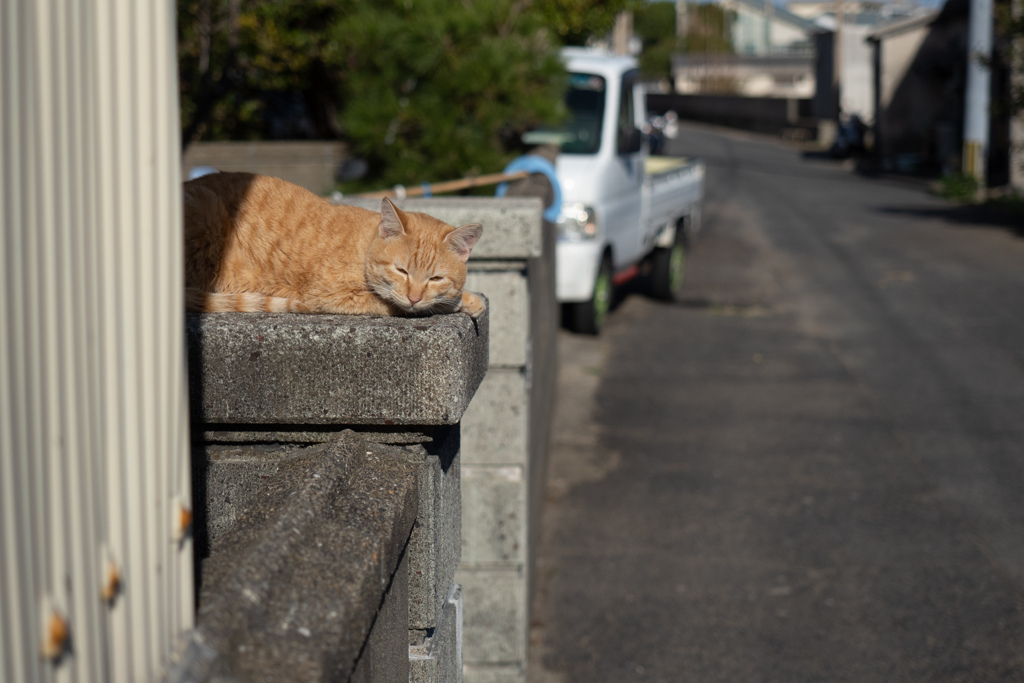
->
[617, 127, 643, 155]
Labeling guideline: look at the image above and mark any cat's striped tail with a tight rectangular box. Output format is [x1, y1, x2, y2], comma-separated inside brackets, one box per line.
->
[186, 288, 310, 313]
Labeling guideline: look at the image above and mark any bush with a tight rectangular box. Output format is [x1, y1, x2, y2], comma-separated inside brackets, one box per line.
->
[936, 173, 980, 202]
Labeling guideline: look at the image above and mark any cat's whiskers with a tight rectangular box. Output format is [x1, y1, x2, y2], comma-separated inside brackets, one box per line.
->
[365, 272, 397, 302]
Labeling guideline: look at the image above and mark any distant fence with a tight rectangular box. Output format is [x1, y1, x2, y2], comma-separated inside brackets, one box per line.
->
[670, 52, 816, 99]
[648, 93, 817, 138]
[182, 141, 349, 196]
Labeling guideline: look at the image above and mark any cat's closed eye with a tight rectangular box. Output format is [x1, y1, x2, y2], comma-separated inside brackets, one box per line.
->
[429, 275, 444, 282]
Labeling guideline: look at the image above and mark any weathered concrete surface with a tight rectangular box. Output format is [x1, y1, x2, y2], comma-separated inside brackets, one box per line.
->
[460, 466, 525, 565]
[187, 309, 488, 427]
[455, 185, 559, 683]
[464, 270, 529, 368]
[352, 551, 411, 683]
[336, 197, 544, 260]
[459, 569, 525, 666]
[173, 433, 419, 682]
[460, 371, 529, 467]
[410, 585, 464, 683]
[403, 427, 463, 631]
[182, 141, 349, 196]
[462, 665, 524, 683]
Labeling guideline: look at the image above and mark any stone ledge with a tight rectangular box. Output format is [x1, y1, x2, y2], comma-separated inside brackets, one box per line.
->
[187, 308, 488, 427]
[171, 433, 419, 682]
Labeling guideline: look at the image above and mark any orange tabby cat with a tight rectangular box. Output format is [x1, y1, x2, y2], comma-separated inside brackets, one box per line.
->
[183, 172, 485, 318]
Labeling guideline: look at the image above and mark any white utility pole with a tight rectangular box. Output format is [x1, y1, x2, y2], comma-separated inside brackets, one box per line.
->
[613, 11, 634, 55]
[962, 0, 994, 186]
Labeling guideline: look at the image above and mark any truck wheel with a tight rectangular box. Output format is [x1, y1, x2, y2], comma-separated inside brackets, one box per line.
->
[650, 236, 686, 301]
[567, 256, 613, 335]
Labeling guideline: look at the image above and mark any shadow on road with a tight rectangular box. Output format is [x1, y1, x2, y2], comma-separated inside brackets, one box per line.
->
[877, 203, 1024, 238]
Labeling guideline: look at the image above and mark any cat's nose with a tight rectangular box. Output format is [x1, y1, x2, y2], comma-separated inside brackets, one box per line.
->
[408, 294, 422, 305]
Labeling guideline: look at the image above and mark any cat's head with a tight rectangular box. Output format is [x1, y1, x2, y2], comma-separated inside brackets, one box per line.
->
[366, 198, 482, 316]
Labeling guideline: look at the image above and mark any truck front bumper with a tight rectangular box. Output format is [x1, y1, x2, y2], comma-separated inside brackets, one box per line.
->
[556, 240, 606, 303]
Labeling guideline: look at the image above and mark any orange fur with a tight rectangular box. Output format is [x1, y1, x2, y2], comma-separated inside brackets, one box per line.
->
[183, 173, 485, 318]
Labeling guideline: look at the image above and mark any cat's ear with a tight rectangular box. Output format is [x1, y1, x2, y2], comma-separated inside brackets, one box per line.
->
[445, 223, 483, 263]
[379, 197, 407, 239]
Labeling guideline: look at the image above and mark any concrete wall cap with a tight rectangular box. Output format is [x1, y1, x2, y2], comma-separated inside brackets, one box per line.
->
[187, 307, 488, 426]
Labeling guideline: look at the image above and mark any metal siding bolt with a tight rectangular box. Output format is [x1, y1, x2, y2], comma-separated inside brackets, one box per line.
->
[174, 502, 194, 542]
[40, 610, 69, 660]
[101, 561, 122, 604]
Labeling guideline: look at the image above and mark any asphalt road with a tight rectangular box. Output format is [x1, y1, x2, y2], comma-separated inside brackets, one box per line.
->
[528, 123, 1024, 682]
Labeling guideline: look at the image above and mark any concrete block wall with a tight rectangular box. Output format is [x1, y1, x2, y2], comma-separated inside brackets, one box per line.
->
[182, 141, 350, 196]
[171, 310, 488, 683]
[461, 203, 557, 683]
[333, 196, 558, 682]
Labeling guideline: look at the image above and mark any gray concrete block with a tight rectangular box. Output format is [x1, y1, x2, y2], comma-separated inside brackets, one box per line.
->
[463, 665, 525, 683]
[352, 550, 410, 683]
[182, 141, 349, 195]
[464, 270, 528, 369]
[404, 427, 463, 630]
[199, 426, 437, 445]
[460, 466, 526, 565]
[410, 584, 463, 683]
[455, 568, 526, 665]
[460, 370, 528, 466]
[187, 309, 488, 427]
[180, 433, 420, 682]
[337, 197, 543, 260]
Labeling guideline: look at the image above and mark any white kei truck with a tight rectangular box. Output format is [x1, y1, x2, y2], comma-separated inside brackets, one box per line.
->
[524, 47, 706, 334]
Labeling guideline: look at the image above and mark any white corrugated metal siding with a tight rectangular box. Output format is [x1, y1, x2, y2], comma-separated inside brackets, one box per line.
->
[1, 1, 194, 681]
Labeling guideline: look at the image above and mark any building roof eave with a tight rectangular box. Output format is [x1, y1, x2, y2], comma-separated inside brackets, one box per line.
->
[866, 9, 941, 41]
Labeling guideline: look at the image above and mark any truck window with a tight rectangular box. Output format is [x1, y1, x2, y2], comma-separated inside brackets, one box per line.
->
[562, 73, 606, 154]
[522, 73, 606, 154]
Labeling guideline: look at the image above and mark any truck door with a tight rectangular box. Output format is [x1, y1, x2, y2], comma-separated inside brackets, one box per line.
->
[602, 69, 645, 271]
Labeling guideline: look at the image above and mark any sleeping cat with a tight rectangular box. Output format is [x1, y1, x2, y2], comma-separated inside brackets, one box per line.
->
[183, 172, 485, 318]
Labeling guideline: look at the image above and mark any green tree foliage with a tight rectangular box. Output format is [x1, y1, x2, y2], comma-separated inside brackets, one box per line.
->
[179, 0, 568, 188]
[633, 2, 734, 83]
[535, 0, 635, 45]
[634, 2, 678, 81]
[332, 1, 566, 188]
[178, 0, 345, 142]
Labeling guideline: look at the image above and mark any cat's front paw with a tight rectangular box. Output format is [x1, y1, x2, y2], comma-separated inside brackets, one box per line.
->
[460, 291, 486, 319]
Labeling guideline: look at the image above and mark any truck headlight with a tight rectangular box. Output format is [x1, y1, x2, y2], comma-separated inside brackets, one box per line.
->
[556, 204, 598, 242]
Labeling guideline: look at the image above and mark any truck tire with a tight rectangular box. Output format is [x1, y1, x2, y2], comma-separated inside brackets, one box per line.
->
[650, 231, 686, 302]
[566, 255, 613, 335]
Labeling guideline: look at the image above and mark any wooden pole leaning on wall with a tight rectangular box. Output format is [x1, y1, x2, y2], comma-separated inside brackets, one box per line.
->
[356, 171, 528, 199]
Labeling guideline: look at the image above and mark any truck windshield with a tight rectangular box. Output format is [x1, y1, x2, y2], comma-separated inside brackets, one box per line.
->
[522, 73, 606, 154]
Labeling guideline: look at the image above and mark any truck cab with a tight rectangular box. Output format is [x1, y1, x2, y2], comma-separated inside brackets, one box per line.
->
[525, 48, 705, 334]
